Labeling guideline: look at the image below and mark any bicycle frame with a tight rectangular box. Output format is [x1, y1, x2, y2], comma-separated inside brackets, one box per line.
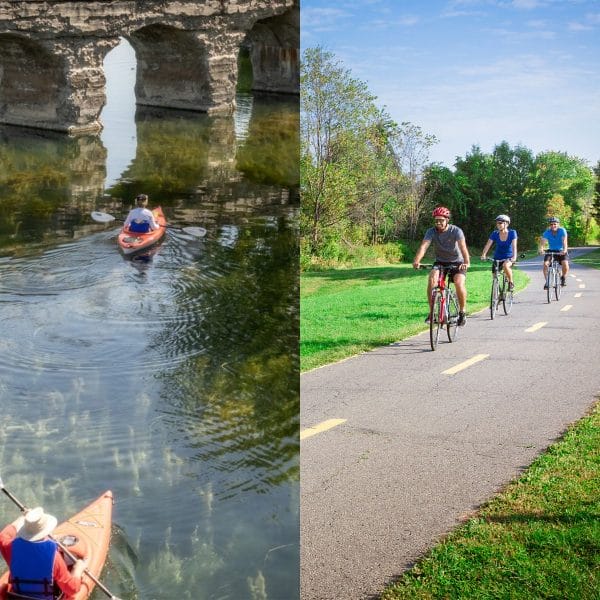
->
[488, 259, 513, 318]
[544, 251, 562, 303]
[427, 265, 459, 351]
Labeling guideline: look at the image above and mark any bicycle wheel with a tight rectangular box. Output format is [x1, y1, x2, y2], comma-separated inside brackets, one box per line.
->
[546, 270, 552, 303]
[490, 277, 499, 319]
[555, 269, 562, 301]
[446, 290, 459, 342]
[502, 277, 513, 315]
[429, 291, 443, 351]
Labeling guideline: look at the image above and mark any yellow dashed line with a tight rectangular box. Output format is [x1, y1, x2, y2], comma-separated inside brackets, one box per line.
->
[574, 293, 582, 298]
[578, 284, 586, 289]
[442, 354, 489, 375]
[525, 322, 547, 332]
[560, 304, 573, 312]
[301, 418, 347, 440]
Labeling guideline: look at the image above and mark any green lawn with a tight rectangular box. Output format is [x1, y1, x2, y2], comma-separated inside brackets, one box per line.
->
[572, 246, 600, 269]
[381, 403, 600, 599]
[301, 258, 530, 372]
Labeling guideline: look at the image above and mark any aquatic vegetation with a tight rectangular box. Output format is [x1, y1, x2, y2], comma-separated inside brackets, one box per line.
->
[248, 570, 268, 600]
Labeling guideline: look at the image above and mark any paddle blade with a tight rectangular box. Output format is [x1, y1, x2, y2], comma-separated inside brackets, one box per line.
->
[182, 226, 207, 237]
[91, 211, 116, 223]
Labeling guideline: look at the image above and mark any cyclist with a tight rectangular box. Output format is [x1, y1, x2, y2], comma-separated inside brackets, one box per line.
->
[413, 206, 470, 326]
[480, 214, 518, 291]
[540, 217, 569, 288]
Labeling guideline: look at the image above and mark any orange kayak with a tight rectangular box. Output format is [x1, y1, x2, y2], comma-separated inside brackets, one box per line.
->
[117, 206, 167, 255]
[0, 491, 113, 600]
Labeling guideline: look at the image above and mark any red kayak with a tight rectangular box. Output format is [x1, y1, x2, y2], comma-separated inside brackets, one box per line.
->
[0, 491, 113, 600]
[117, 206, 166, 255]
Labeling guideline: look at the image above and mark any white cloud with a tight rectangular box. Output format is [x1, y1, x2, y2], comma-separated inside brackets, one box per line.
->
[568, 21, 593, 30]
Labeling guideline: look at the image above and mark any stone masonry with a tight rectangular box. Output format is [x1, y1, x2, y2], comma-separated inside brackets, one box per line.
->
[0, 1, 299, 133]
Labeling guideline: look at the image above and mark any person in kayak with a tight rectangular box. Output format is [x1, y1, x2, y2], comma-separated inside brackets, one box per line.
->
[123, 194, 161, 233]
[0, 506, 87, 599]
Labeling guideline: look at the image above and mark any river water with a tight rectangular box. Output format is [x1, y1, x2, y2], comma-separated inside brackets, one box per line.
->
[0, 41, 299, 599]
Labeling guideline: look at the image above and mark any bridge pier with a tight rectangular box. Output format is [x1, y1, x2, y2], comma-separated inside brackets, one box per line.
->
[0, 33, 118, 133]
[248, 8, 299, 94]
[130, 26, 244, 116]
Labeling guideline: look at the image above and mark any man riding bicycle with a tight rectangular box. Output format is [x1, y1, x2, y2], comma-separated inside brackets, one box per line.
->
[540, 217, 569, 288]
[413, 206, 470, 326]
[480, 214, 518, 291]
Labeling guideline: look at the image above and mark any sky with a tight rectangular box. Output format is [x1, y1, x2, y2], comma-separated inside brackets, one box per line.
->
[301, 0, 600, 170]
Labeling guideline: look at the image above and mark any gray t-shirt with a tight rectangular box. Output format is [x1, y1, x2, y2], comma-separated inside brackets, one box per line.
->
[423, 224, 465, 262]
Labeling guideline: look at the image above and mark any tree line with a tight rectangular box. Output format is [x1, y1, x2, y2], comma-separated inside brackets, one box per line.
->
[301, 47, 599, 267]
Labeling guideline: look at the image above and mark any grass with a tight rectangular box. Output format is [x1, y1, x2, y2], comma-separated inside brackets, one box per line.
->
[300, 256, 530, 372]
[380, 402, 600, 599]
[572, 246, 600, 269]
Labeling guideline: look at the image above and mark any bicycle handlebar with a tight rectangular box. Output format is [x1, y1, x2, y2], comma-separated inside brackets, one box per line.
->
[414, 263, 468, 270]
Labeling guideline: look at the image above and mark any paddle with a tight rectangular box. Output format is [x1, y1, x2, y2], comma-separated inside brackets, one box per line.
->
[91, 210, 207, 237]
[0, 476, 122, 600]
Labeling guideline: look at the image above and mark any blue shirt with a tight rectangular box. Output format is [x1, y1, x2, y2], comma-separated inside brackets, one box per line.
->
[489, 229, 517, 260]
[542, 227, 567, 251]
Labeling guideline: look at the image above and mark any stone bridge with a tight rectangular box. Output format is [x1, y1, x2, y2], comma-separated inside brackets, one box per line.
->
[0, 0, 298, 133]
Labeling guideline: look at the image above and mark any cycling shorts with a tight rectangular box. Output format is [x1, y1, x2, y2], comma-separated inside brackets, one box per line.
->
[433, 261, 465, 280]
[491, 259, 513, 273]
[544, 252, 568, 264]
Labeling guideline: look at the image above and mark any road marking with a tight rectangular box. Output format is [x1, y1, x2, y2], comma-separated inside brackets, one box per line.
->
[525, 322, 547, 332]
[578, 284, 586, 289]
[574, 293, 582, 298]
[301, 418, 347, 440]
[442, 354, 489, 375]
[575, 278, 582, 282]
[560, 305, 573, 312]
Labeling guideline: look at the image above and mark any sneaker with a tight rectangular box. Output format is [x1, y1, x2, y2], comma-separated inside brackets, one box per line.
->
[425, 315, 431, 324]
[508, 282, 514, 291]
[561, 276, 566, 286]
[544, 284, 549, 290]
[457, 311, 466, 326]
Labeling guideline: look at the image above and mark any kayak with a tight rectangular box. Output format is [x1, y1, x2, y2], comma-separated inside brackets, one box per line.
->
[0, 490, 113, 600]
[117, 206, 166, 255]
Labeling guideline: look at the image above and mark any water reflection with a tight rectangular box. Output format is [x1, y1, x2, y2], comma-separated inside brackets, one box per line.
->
[0, 96, 299, 599]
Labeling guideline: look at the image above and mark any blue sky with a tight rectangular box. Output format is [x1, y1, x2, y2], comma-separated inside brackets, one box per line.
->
[301, 0, 600, 169]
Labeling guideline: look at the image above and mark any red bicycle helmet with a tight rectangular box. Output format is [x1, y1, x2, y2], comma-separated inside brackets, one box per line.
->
[432, 206, 450, 218]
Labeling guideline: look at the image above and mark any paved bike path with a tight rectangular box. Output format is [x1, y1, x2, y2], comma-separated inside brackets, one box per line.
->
[300, 249, 600, 600]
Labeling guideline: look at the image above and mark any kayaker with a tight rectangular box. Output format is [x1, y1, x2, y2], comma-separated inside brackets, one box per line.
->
[0, 506, 88, 599]
[123, 194, 161, 233]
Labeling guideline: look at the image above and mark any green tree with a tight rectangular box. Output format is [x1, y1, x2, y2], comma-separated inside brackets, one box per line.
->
[301, 46, 382, 255]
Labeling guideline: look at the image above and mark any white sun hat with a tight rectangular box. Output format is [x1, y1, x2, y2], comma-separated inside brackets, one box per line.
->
[17, 507, 58, 542]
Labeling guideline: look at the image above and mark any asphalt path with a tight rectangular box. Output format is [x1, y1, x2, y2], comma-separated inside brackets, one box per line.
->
[300, 248, 600, 600]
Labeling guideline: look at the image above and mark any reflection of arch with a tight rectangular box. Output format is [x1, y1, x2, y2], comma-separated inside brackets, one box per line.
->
[128, 25, 211, 112]
[0, 34, 65, 129]
[245, 7, 299, 94]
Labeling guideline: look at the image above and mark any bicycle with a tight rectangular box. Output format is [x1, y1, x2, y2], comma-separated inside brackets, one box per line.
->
[544, 251, 563, 303]
[486, 258, 514, 319]
[419, 264, 460, 351]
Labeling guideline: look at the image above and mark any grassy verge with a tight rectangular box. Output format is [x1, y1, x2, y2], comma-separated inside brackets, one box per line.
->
[572, 247, 600, 269]
[301, 257, 530, 372]
[381, 403, 600, 600]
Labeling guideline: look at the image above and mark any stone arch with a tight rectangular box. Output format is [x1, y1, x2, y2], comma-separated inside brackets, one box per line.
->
[0, 34, 65, 129]
[127, 24, 212, 112]
[245, 6, 299, 95]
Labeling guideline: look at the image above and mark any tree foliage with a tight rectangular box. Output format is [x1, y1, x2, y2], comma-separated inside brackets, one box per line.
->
[301, 47, 438, 262]
[425, 143, 596, 248]
[301, 47, 598, 267]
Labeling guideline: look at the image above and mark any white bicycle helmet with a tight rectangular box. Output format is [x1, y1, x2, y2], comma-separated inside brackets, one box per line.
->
[495, 214, 510, 224]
